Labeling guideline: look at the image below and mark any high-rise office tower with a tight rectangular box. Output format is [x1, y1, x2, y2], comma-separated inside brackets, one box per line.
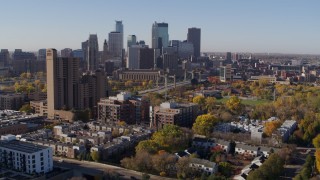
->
[0, 49, 10, 67]
[178, 41, 194, 59]
[108, 32, 123, 57]
[139, 47, 154, 69]
[82, 40, 88, 64]
[38, 49, 46, 61]
[163, 53, 178, 70]
[127, 45, 141, 69]
[60, 48, 73, 58]
[115, 20, 123, 33]
[87, 34, 99, 71]
[226, 52, 232, 61]
[187, 27, 201, 58]
[102, 39, 110, 61]
[46, 49, 80, 119]
[152, 22, 169, 49]
[115, 21, 124, 53]
[127, 35, 137, 49]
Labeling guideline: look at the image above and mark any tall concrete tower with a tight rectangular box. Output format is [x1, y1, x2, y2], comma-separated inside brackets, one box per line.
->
[46, 49, 79, 119]
[87, 34, 99, 71]
[187, 27, 201, 58]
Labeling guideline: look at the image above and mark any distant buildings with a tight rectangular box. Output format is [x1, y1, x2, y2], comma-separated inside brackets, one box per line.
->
[225, 52, 232, 61]
[87, 34, 99, 71]
[0, 49, 10, 67]
[113, 69, 162, 81]
[37, 49, 46, 61]
[0, 94, 24, 110]
[12, 49, 36, 61]
[178, 41, 194, 59]
[152, 102, 199, 129]
[81, 35, 99, 71]
[152, 22, 169, 50]
[97, 92, 149, 125]
[127, 35, 137, 49]
[127, 45, 154, 70]
[162, 52, 179, 71]
[220, 64, 232, 82]
[0, 135, 53, 174]
[187, 27, 201, 58]
[60, 48, 73, 58]
[109, 32, 123, 57]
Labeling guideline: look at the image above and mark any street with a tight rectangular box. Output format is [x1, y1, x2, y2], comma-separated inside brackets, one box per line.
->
[53, 157, 175, 180]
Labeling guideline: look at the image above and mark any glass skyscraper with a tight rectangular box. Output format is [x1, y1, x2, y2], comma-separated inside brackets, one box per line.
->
[152, 22, 169, 49]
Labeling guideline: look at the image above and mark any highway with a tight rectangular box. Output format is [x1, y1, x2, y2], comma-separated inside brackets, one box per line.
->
[53, 157, 175, 180]
[138, 81, 190, 95]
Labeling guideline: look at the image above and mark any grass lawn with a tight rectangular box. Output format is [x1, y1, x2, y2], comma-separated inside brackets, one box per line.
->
[216, 97, 271, 106]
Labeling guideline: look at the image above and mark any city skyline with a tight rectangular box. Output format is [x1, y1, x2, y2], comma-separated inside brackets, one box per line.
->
[0, 0, 320, 54]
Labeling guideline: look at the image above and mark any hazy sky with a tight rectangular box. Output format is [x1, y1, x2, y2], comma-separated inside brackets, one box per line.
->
[1, 0, 320, 54]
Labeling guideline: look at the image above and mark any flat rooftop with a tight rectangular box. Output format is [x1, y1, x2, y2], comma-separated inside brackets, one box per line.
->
[0, 140, 49, 153]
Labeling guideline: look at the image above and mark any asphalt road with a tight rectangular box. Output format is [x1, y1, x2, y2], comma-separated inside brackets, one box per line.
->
[53, 157, 175, 180]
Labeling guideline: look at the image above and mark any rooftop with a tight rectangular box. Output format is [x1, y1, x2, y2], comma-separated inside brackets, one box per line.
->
[190, 158, 216, 168]
[0, 140, 49, 154]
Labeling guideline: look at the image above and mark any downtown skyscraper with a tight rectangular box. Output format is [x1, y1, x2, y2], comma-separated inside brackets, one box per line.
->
[87, 34, 99, 71]
[187, 27, 201, 58]
[152, 22, 169, 49]
[108, 21, 124, 57]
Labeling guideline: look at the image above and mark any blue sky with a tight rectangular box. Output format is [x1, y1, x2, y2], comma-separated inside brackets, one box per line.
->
[1, 0, 320, 54]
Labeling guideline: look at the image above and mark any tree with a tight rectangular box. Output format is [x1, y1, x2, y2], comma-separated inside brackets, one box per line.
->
[90, 151, 100, 162]
[151, 124, 189, 153]
[225, 96, 243, 113]
[19, 104, 33, 113]
[294, 155, 314, 180]
[218, 162, 233, 177]
[312, 134, 320, 148]
[192, 114, 219, 137]
[193, 95, 206, 109]
[205, 97, 216, 113]
[316, 149, 320, 173]
[264, 120, 282, 136]
[125, 80, 133, 87]
[247, 153, 284, 180]
[121, 151, 153, 172]
[176, 157, 199, 179]
[152, 151, 177, 175]
[141, 173, 150, 180]
[136, 140, 160, 154]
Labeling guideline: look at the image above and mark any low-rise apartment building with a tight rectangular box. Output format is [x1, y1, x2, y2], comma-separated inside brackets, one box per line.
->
[0, 135, 53, 174]
[152, 102, 199, 129]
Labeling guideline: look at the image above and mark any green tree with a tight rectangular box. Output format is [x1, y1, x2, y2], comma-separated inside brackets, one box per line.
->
[193, 95, 206, 109]
[225, 96, 243, 113]
[19, 104, 33, 113]
[205, 97, 216, 113]
[247, 153, 284, 180]
[312, 134, 320, 148]
[192, 114, 219, 137]
[90, 151, 100, 162]
[152, 124, 189, 153]
[218, 162, 233, 177]
[136, 140, 160, 154]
